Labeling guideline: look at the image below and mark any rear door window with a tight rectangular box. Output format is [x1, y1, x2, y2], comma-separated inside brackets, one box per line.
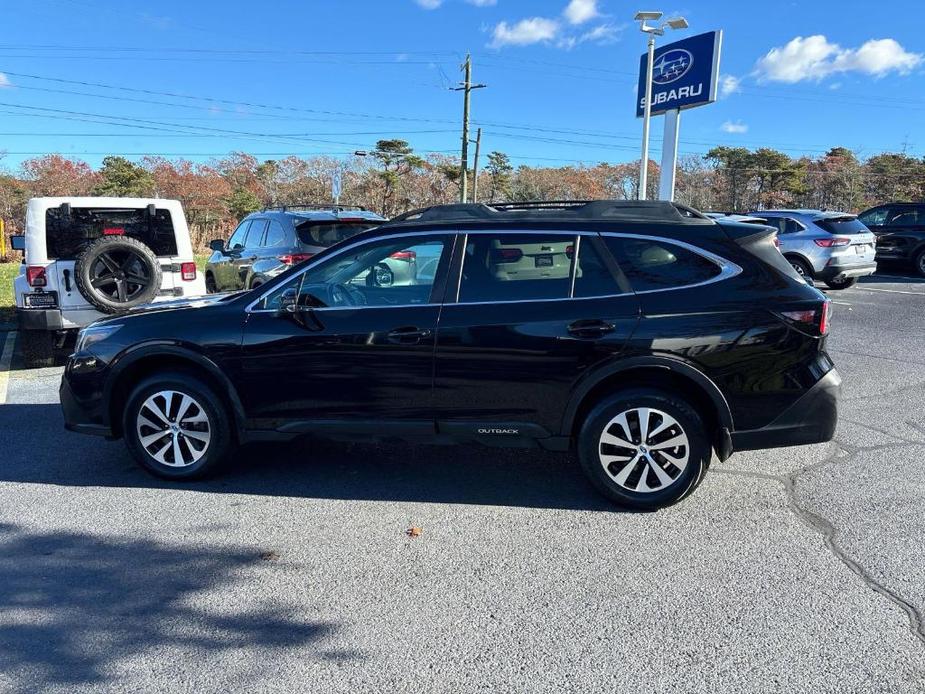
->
[44, 206, 178, 259]
[604, 236, 722, 292]
[263, 220, 288, 248]
[297, 222, 379, 247]
[244, 219, 267, 248]
[458, 233, 575, 303]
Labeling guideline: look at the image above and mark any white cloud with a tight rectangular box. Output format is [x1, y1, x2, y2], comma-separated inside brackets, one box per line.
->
[414, 0, 443, 8]
[0, 73, 11, 88]
[719, 74, 741, 97]
[490, 17, 560, 48]
[721, 121, 748, 134]
[755, 35, 923, 83]
[563, 0, 598, 25]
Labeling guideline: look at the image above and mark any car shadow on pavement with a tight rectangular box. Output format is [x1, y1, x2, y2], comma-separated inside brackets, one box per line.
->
[0, 404, 621, 513]
[0, 522, 337, 692]
[861, 268, 925, 285]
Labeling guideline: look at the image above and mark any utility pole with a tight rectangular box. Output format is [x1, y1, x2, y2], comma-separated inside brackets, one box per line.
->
[471, 127, 482, 203]
[452, 53, 486, 203]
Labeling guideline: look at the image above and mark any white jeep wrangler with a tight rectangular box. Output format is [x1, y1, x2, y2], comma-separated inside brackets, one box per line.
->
[11, 197, 206, 366]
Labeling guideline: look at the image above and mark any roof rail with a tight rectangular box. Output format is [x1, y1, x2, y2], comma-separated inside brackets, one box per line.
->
[261, 203, 369, 213]
[389, 200, 711, 225]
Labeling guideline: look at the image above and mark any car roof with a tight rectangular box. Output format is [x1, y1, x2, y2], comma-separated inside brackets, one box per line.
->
[704, 212, 768, 224]
[753, 209, 855, 221]
[248, 205, 385, 223]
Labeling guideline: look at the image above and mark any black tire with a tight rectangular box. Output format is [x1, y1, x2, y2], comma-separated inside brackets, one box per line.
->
[577, 389, 711, 510]
[20, 330, 55, 368]
[786, 256, 813, 282]
[205, 272, 217, 294]
[915, 249, 925, 278]
[122, 371, 233, 480]
[74, 236, 162, 314]
[824, 276, 858, 290]
[250, 279, 263, 290]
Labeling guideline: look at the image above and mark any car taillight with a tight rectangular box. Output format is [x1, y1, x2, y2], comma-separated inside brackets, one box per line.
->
[26, 266, 47, 287]
[492, 248, 523, 263]
[390, 250, 416, 262]
[103, 227, 125, 236]
[781, 302, 830, 336]
[180, 262, 197, 281]
[279, 253, 314, 265]
[814, 237, 851, 247]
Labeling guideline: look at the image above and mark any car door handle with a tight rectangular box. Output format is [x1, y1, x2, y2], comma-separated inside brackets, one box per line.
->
[387, 327, 432, 344]
[567, 319, 615, 339]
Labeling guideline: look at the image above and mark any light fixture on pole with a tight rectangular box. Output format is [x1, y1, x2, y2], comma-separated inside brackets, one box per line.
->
[634, 11, 688, 201]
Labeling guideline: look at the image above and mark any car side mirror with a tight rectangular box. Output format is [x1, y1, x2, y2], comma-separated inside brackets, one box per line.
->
[277, 288, 299, 315]
[10, 235, 25, 252]
[209, 239, 225, 252]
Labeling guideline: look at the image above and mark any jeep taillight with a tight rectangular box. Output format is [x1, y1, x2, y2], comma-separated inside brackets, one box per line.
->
[180, 262, 197, 281]
[492, 248, 523, 263]
[26, 266, 47, 287]
[279, 253, 314, 265]
[781, 301, 830, 336]
[814, 237, 851, 247]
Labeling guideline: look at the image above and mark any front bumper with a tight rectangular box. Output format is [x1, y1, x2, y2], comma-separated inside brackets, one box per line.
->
[731, 368, 841, 451]
[60, 366, 114, 438]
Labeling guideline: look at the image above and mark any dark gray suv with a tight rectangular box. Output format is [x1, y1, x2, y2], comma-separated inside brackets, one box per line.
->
[205, 205, 385, 293]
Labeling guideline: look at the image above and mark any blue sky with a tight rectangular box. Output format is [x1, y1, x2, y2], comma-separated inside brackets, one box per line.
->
[0, 0, 923, 170]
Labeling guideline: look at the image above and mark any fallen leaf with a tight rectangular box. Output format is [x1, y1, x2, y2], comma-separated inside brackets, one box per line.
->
[406, 527, 423, 538]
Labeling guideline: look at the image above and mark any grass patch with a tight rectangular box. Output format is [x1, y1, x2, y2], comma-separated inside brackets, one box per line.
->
[0, 261, 19, 325]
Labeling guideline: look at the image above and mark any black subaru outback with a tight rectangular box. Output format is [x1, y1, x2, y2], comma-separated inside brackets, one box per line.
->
[60, 201, 839, 509]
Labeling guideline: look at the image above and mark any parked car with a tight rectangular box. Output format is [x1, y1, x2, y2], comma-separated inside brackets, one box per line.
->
[10, 197, 205, 367]
[749, 209, 877, 289]
[703, 213, 769, 225]
[857, 202, 925, 277]
[205, 205, 385, 293]
[61, 200, 839, 510]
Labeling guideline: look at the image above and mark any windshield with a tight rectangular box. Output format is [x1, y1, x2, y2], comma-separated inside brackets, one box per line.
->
[816, 217, 869, 235]
[296, 221, 380, 247]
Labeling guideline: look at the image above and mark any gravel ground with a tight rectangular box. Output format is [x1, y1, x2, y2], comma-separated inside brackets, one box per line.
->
[0, 273, 923, 693]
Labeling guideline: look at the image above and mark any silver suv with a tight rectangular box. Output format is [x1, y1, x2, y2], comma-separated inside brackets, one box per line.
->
[750, 209, 877, 289]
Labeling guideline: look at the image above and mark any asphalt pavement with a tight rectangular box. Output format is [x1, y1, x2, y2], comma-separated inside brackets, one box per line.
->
[0, 273, 924, 693]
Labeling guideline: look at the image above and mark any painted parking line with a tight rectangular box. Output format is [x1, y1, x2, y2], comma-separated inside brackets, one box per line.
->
[0, 331, 16, 405]
[857, 287, 925, 296]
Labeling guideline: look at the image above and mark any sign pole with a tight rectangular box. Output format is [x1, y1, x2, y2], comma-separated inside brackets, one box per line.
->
[658, 109, 681, 201]
[638, 35, 656, 201]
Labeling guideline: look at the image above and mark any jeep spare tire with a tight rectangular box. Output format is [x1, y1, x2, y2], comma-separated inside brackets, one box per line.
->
[74, 236, 162, 313]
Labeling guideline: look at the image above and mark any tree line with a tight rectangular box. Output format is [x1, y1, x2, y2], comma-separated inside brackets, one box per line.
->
[1, 140, 923, 258]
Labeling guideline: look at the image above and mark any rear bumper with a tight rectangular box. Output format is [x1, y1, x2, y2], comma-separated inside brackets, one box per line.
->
[731, 368, 841, 452]
[17, 308, 66, 331]
[816, 263, 877, 281]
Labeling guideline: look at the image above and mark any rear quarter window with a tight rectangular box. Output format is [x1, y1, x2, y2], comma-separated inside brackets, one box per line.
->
[604, 236, 722, 292]
[45, 207, 178, 259]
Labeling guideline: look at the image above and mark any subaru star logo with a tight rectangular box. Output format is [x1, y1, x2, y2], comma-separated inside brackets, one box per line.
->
[652, 49, 693, 85]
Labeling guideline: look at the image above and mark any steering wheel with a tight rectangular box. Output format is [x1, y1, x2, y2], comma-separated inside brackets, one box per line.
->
[329, 283, 365, 307]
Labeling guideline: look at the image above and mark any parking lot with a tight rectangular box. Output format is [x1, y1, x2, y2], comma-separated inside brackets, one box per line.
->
[0, 273, 923, 693]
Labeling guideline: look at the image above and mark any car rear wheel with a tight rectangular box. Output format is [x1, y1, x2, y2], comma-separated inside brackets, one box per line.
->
[123, 372, 233, 480]
[205, 272, 217, 293]
[824, 276, 858, 290]
[787, 256, 813, 281]
[577, 389, 710, 510]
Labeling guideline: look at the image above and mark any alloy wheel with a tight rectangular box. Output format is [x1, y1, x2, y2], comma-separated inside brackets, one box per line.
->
[135, 390, 212, 468]
[790, 262, 805, 277]
[90, 249, 153, 303]
[598, 407, 690, 493]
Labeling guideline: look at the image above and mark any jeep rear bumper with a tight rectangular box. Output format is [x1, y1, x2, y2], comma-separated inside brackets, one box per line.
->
[731, 368, 841, 452]
[17, 308, 66, 331]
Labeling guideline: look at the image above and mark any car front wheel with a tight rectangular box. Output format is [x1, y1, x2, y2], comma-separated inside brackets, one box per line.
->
[123, 372, 233, 480]
[915, 249, 925, 278]
[577, 389, 710, 510]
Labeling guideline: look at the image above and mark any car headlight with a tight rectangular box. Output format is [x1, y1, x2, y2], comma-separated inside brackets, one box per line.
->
[76, 323, 122, 353]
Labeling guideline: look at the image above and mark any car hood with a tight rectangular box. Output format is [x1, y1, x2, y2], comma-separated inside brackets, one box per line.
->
[87, 291, 247, 328]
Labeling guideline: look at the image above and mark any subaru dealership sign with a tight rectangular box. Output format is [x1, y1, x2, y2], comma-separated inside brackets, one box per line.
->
[636, 30, 722, 118]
